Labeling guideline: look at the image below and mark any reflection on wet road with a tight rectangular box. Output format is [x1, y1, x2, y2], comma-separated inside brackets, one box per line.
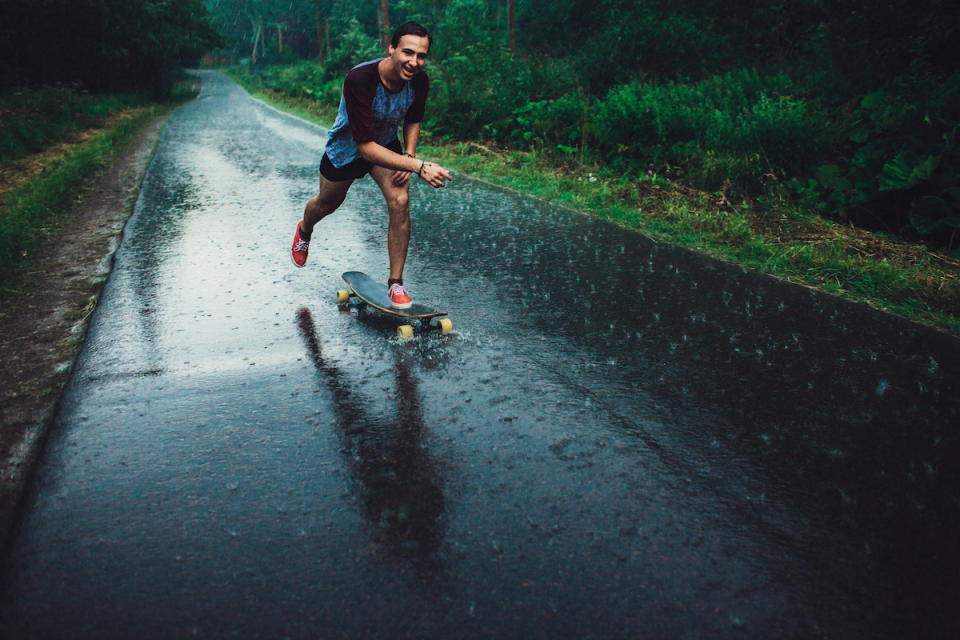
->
[1, 71, 959, 639]
[297, 306, 447, 576]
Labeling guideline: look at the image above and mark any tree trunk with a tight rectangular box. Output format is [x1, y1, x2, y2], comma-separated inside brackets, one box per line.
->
[316, 7, 324, 63]
[508, 0, 516, 54]
[251, 17, 262, 64]
[381, 0, 391, 49]
[277, 24, 283, 54]
[377, 8, 383, 50]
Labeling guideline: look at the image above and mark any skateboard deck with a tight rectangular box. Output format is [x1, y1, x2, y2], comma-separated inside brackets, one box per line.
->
[337, 271, 452, 337]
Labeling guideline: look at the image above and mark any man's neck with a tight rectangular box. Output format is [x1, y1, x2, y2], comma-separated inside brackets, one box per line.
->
[377, 58, 403, 92]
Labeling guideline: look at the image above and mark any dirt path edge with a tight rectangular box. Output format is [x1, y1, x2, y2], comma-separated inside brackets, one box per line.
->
[0, 112, 173, 552]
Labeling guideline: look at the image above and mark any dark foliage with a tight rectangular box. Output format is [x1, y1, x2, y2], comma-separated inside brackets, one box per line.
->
[0, 0, 222, 96]
[4, 0, 957, 248]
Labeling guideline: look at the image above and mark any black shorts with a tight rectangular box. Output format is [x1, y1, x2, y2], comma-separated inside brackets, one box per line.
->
[319, 139, 403, 182]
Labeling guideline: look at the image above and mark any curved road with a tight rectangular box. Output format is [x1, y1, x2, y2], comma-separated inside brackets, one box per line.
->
[2, 72, 959, 638]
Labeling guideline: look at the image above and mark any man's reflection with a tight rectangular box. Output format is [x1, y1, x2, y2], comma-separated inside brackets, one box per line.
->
[296, 307, 447, 577]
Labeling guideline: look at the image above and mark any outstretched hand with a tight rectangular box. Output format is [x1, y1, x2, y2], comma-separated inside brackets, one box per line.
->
[418, 162, 452, 188]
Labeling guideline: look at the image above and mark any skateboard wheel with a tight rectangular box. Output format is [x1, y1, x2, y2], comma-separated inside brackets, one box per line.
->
[437, 318, 453, 334]
[336, 289, 350, 304]
[397, 325, 414, 340]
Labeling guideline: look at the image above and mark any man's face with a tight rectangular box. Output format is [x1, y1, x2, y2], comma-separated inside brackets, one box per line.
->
[388, 34, 430, 81]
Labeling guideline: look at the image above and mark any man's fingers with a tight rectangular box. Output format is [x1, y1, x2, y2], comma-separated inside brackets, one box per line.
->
[421, 163, 452, 188]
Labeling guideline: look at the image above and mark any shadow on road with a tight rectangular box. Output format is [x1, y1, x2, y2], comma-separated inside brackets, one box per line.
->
[296, 307, 448, 580]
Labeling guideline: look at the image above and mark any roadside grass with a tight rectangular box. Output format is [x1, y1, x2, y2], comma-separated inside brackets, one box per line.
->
[0, 79, 198, 283]
[227, 69, 960, 336]
[0, 87, 142, 166]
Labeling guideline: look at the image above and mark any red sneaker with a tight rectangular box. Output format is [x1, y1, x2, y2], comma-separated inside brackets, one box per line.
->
[388, 283, 413, 309]
[291, 223, 309, 267]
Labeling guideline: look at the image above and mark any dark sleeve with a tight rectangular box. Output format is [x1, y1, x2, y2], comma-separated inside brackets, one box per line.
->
[343, 65, 379, 143]
[405, 73, 429, 125]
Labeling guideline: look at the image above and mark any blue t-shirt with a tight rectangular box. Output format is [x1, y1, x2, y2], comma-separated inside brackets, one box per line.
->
[325, 59, 429, 167]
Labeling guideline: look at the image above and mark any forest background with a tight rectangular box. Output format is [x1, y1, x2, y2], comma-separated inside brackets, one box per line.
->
[1, 0, 958, 332]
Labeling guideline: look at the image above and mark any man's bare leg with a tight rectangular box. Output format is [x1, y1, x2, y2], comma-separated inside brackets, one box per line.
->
[291, 172, 353, 267]
[301, 173, 353, 236]
[369, 165, 411, 282]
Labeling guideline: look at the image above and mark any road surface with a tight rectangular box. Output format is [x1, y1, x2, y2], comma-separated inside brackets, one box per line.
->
[2, 71, 959, 639]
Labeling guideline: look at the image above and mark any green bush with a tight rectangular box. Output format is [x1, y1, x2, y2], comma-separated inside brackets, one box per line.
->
[427, 43, 518, 140]
[410, 0, 582, 145]
[259, 61, 331, 100]
[325, 18, 383, 79]
[591, 70, 832, 194]
[794, 73, 960, 248]
[0, 87, 137, 165]
[509, 92, 588, 150]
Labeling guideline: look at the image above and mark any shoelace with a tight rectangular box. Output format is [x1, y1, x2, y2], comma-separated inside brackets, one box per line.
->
[389, 284, 409, 298]
[294, 240, 309, 252]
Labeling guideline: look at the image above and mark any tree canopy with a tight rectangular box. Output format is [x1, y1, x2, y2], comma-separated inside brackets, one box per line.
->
[0, 0, 222, 95]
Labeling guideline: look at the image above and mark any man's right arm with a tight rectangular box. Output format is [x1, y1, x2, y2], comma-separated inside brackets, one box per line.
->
[356, 141, 452, 188]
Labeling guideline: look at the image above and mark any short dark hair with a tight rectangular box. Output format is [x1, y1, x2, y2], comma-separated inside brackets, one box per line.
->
[391, 22, 431, 49]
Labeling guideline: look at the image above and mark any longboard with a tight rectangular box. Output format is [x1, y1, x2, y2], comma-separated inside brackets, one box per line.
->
[337, 271, 452, 338]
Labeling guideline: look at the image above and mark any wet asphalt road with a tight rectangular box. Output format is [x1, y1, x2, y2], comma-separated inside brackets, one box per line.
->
[2, 71, 959, 639]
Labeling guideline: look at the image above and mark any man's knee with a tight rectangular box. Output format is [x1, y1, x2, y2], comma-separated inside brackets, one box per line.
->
[386, 190, 409, 213]
[310, 174, 351, 215]
[314, 191, 347, 213]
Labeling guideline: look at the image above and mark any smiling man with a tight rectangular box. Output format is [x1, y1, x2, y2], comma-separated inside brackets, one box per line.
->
[291, 22, 452, 309]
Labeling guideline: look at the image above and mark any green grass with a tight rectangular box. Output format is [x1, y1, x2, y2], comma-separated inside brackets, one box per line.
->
[0, 80, 198, 283]
[0, 87, 145, 167]
[226, 67, 960, 336]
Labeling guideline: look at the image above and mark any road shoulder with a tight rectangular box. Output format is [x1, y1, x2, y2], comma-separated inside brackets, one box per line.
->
[0, 113, 171, 551]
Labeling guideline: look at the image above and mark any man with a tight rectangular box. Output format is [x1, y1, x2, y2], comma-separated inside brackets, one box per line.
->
[291, 21, 452, 309]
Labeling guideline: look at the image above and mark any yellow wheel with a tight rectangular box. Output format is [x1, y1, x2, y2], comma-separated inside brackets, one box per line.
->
[336, 289, 350, 304]
[397, 325, 414, 340]
[437, 317, 453, 334]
